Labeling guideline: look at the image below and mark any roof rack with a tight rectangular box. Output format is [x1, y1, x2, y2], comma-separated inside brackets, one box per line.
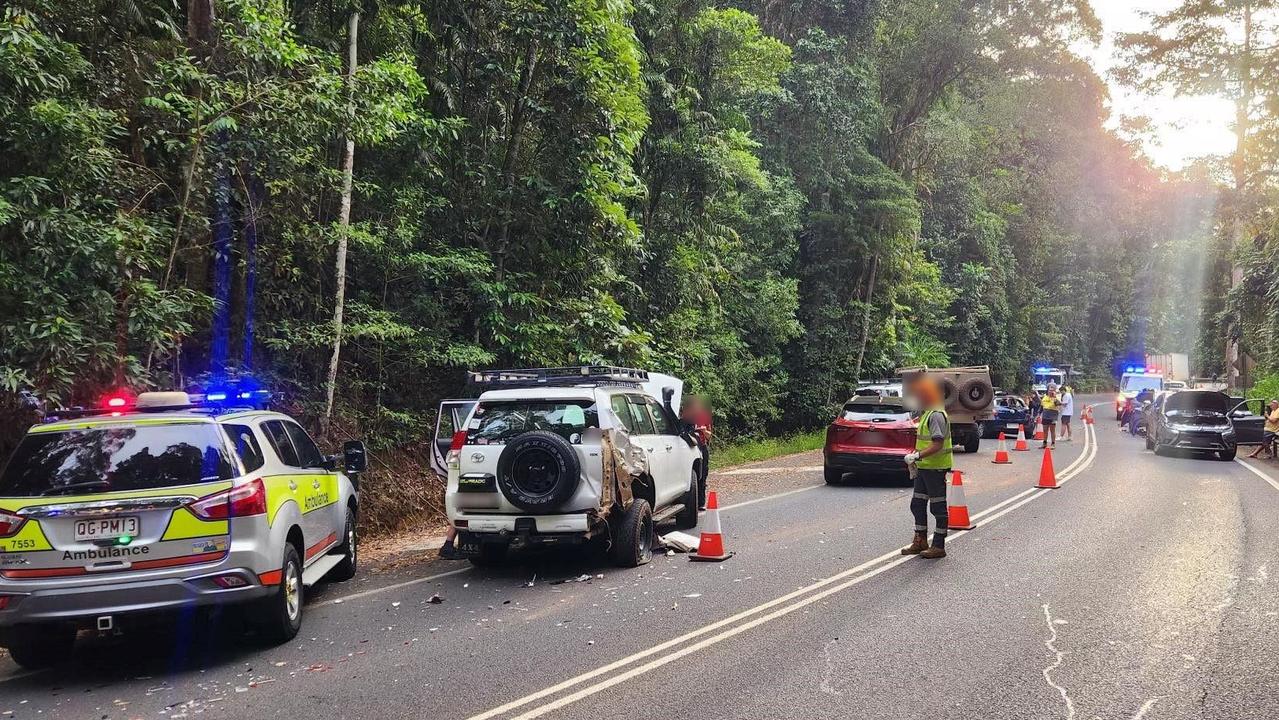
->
[468, 366, 650, 389]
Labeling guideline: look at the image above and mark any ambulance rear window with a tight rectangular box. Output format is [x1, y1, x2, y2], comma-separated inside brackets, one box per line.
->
[0, 423, 236, 497]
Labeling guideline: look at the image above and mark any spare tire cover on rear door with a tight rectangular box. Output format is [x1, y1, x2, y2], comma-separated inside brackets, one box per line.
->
[496, 431, 582, 512]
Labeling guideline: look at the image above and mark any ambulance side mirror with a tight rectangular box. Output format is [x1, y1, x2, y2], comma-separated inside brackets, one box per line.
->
[343, 440, 368, 475]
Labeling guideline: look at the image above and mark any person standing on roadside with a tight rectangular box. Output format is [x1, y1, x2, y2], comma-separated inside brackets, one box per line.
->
[1247, 399, 1279, 460]
[1028, 390, 1042, 431]
[680, 394, 713, 509]
[1039, 384, 1059, 448]
[1059, 385, 1075, 442]
[901, 376, 950, 560]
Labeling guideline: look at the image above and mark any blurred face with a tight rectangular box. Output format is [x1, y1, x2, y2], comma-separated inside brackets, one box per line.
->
[908, 377, 942, 408]
[1270, 400, 1278, 412]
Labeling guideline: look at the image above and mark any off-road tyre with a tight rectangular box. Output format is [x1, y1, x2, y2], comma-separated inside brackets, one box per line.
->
[824, 466, 846, 485]
[496, 431, 581, 512]
[956, 378, 994, 412]
[1219, 447, 1237, 461]
[675, 468, 699, 529]
[609, 499, 654, 568]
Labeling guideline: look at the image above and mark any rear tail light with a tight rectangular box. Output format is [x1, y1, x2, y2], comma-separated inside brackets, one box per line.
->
[189, 479, 267, 520]
[0, 510, 26, 538]
[0, 596, 11, 610]
[447, 430, 467, 467]
[211, 574, 249, 589]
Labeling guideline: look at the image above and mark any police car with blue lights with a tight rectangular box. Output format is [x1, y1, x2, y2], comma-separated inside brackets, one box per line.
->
[0, 383, 366, 668]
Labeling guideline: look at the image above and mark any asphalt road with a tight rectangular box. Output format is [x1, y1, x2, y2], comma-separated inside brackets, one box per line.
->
[2, 398, 1278, 719]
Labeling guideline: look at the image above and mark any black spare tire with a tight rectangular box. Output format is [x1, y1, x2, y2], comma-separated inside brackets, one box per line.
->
[940, 378, 958, 407]
[956, 377, 993, 411]
[496, 431, 581, 511]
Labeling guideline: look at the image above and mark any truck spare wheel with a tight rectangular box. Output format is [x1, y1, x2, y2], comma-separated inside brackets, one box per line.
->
[956, 377, 993, 411]
[939, 378, 958, 406]
[497, 431, 582, 511]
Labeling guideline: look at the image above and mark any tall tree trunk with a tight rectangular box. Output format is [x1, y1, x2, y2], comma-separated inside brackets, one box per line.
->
[852, 253, 880, 385]
[241, 176, 263, 370]
[209, 155, 233, 378]
[1227, 3, 1254, 390]
[322, 9, 360, 435]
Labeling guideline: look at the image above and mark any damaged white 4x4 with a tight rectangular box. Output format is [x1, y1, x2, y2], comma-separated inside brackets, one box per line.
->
[433, 367, 703, 567]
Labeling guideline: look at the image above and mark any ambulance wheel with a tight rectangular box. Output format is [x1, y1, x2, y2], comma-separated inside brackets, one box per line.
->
[257, 544, 303, 644]
[329, 509, 358, 581]
[675, 468, 699, 529]
[609, 499, 653, 568]
[2, 623, 75, 669]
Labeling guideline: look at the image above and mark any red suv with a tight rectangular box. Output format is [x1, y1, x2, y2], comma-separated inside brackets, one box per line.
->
[823, 397, 916, 484]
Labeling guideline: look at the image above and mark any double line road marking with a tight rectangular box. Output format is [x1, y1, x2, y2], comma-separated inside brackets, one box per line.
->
[468, 421, 1100, 720]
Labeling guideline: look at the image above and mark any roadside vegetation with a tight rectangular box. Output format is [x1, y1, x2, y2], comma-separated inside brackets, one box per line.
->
[3, 1, 1278, 530]
[710, 431, 827, 471]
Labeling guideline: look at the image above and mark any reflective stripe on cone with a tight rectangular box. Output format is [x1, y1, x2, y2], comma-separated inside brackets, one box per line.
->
[690, 491, 733, 562]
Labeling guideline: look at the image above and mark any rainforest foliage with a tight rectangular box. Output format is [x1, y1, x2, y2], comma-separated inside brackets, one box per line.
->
[3, 0, 1262, 466]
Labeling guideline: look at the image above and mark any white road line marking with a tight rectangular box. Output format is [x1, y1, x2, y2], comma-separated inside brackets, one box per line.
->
[720, 484, 821, 510]
[315, 566, 471, 607]
[467, 424, 1099, 720]
[1234, 458, 1279, 492]
[1131, 698, 1159, 720]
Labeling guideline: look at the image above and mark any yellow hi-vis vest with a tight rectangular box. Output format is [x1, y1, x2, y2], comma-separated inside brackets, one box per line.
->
[916, 408, 953, 470]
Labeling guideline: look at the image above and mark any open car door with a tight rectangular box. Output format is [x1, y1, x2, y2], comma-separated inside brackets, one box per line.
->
[431, 400, 477, 477]
[1230, 398, 1266, 446]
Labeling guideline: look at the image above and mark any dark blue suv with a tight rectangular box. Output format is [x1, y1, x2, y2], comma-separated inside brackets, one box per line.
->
[981, 394, 1029, 439]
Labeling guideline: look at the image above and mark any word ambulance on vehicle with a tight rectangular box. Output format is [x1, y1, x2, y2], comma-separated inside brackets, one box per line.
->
[0, 386, 367, 669]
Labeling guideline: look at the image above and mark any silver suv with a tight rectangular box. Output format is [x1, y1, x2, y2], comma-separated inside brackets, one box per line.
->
[434, 367, 702, 567]
[0, 390, 365, 668]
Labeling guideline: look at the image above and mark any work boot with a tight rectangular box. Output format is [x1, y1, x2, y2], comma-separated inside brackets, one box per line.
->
[920, 545, 947, 559]
[901, 533, 929, 555]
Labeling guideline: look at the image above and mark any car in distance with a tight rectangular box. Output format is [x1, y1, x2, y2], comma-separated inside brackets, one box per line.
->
[982, 395, 1029, 439]
[823, 397, 916, 484]
[1146, 390, 1238, 460]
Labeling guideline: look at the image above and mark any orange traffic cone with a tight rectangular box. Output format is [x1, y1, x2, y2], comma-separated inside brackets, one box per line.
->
[1033, 419, 1045, 441]
[1036, 446, 1059, 489]
[992, 432, 1012, 464]
[690, 491, 733, 562]
[948, 470, 975, 530]
[1083, 406, 1094, 425]
[1014, 424, 1030, 451]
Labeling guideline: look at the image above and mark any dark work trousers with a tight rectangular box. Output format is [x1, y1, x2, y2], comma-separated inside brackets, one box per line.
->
[911, 468, 949, 548]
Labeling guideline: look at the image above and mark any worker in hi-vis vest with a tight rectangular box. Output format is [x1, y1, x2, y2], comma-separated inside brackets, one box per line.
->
[902, 376, 951, 559]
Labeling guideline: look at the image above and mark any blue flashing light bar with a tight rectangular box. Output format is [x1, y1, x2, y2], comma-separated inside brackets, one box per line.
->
[200, 378, 271, 410]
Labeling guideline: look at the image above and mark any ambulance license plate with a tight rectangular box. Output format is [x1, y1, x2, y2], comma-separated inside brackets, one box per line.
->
[74, 516, 140, 542]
